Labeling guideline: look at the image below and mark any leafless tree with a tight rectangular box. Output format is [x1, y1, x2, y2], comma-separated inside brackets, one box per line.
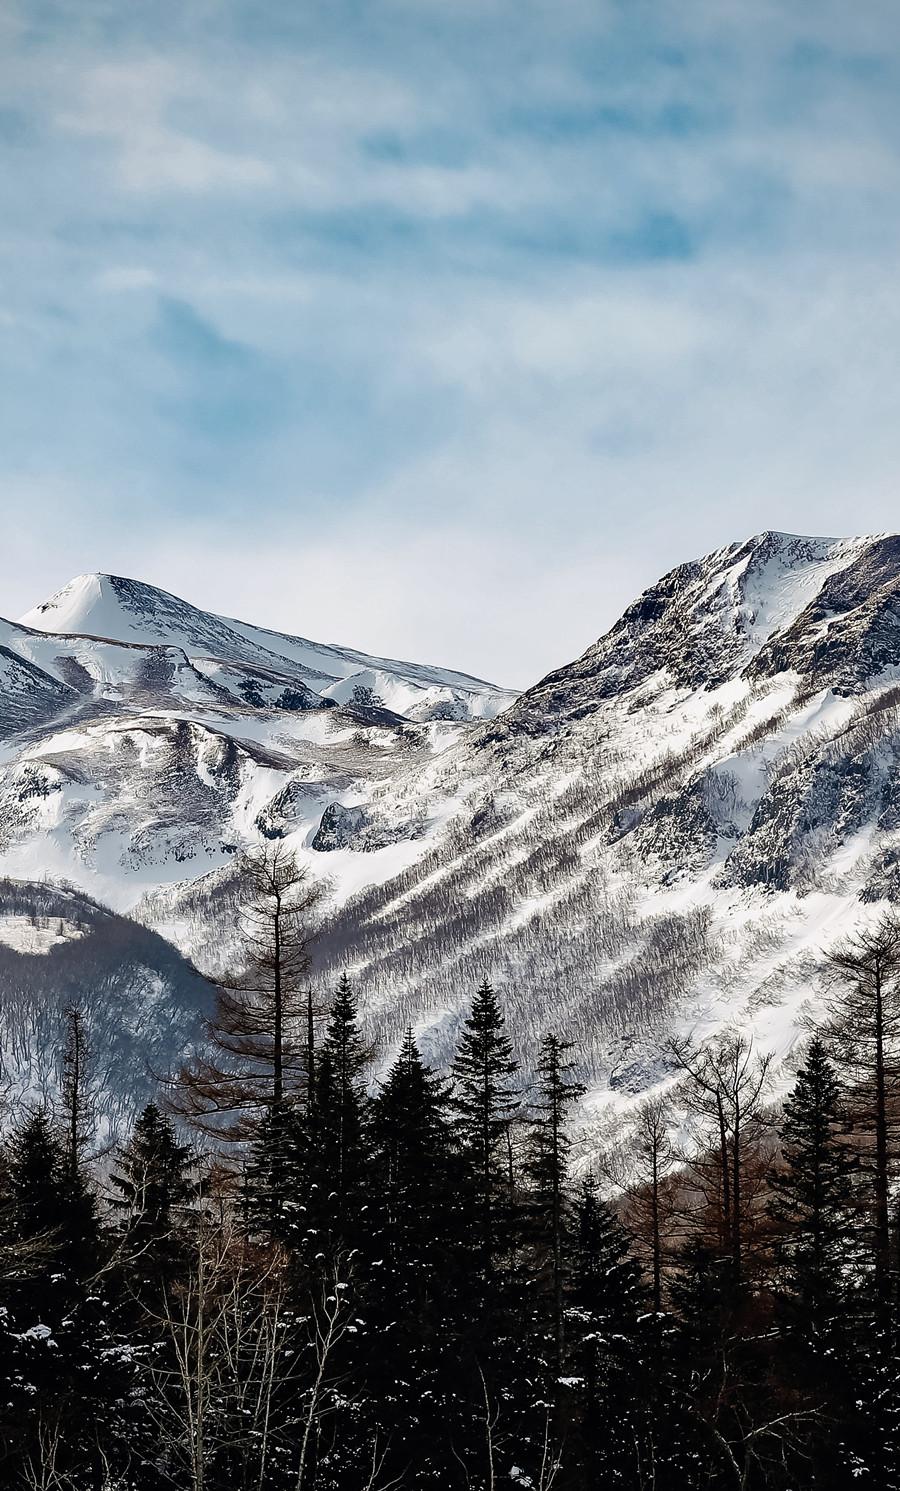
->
[824, 910, 900, 1306]
[145, 1206, 298, 1491]
[625, 1094, 675, 1312]
[671, 1031, 772, 1285]
[173, 843, 323, 1137]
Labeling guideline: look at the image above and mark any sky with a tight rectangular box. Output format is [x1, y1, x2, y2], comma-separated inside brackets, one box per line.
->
[2, 0, 900, 687]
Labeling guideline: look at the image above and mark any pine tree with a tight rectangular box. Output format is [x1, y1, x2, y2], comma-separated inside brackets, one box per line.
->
[373, 1027, 455, 1274]
[451, 980, 520, 1281]
[60, 1002, 94, 1179]
[775, 1024, 900, 1490]
[525, 1033, 584, 1372]
[567, 1176, 647, 1488]
[314, 974, 372, 1234]
[368, 1030, 467, 1487]
[0, 1109, 138, 1488]
[6, 1107, 98, 1296]
[110, 1102, 196, 1299]
[771, 1036, 856, 1332]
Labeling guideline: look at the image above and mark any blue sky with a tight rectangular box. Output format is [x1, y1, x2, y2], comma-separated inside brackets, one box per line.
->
[2, 0, 900, 683]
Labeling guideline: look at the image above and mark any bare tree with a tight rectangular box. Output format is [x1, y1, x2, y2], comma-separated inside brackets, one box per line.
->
[626, 1094, 675, 1312]
[671, 1032, 772, 1286]
[173, 844, 323, 1137]
[824, 911, 900, 1306]
[146, 1204, 299, 1491]
[60, 1003, 94, 1178]
[293, 1254, 357, 1491]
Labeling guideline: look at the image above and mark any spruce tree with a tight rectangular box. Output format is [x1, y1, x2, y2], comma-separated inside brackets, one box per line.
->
[7, 1107, 98, 1296]
[369, 1030, 467, 1487]
[1, 1109, 137, 1488]
[567, 1176, 647, 1489]
[525, 1033, 584, 1373]
[451, 979, 520, 1281]
[314, 974, 372, 1235]
[60, 1002, 94, 1179]
[373, 1026, 455, 1278]
[771, 1036, 856, 1332]
[110, 1102, 196, 1299]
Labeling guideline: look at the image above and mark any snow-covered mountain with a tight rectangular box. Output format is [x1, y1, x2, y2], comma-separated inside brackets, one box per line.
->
[5, 533, 900, 1139]
[0, 877, 215, 1139]
[20, 573, 516, 723]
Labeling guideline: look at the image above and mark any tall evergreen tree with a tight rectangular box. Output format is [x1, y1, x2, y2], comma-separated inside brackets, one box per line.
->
[0, 1109, 138, 1489]
[373, 1027, 454, 1272]
[451, 980, 520, 1281]
[313, 974, 372, 1235]
[110, 1102, 197, 1299]
[566, 1175, 648, 1489]
[7, 1107, 98, 1295]
[525, 1033, 584, 1372]
[771, 1036, 856, 1331]
[60, 1002, 94, 1180]
[368, 1030, 469, 1487]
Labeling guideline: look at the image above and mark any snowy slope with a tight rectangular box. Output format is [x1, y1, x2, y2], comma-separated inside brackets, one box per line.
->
[297, 531, 900, 1124]
[0, 877, 215, 1140]
[6, 531, 900, 1142]
[22, 574, 517, 722]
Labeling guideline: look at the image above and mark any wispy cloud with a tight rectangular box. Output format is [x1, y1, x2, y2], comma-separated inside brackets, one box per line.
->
[1, 0, 899, 680]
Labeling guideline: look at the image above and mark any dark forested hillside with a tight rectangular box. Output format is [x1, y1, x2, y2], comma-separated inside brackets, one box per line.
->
[0, 878, 216, 1136]
[2, 852, 900, 1489]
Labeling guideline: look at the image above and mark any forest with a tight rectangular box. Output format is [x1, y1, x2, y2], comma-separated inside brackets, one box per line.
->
[1, 845, 899, 1490]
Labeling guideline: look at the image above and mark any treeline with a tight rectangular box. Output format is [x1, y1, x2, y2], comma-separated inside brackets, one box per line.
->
[1, 848, 900, 1488]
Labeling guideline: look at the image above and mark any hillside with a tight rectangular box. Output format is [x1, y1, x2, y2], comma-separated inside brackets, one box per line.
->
[6, 533, 900, 1135]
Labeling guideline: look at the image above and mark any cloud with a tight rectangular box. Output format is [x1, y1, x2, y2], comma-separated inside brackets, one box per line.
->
[2, 0, 900, 682]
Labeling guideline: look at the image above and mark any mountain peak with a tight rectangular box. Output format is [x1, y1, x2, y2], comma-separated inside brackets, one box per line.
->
[18, 572, 517, 722]
[498, 529, 900, 736]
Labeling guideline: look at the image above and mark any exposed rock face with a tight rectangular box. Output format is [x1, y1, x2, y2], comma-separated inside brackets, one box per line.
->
[7, 531, 900, 1140]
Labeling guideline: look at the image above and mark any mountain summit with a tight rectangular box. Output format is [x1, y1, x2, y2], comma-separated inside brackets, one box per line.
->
[5, 531, 900, 1135]
[20, 572, 517, 722]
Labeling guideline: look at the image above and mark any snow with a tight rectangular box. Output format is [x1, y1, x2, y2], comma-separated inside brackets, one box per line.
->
[20, 573, 518, 722]
[0, 914, 85, 954]
[730, 534, 865, 646]
[7, 529, 900, 1149]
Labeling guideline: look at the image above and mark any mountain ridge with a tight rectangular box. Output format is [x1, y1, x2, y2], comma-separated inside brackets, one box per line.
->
[20, 571, 517, 718]
[5, 529, 900, 1141]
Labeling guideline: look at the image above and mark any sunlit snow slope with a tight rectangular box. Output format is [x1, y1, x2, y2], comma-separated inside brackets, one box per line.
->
[21, 573, 516, 723]
[6, 531, 900, 1141]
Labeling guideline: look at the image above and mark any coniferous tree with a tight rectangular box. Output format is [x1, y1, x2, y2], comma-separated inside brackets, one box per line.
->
[369, 1029, 467, 1486]
[771, 1036, 856, 1331]
[173, 843, 322, 1138]
[373, 1026, 455, 1282]
[825, 913, 900, 1312]
[0, 1109, 137, 1488]
[7, 1107, 98, 1295]
[451, 980, 520, 1281]
[525, 1033, 584, 1373]
[313, 974, 372, 1242]
[110, 1101, 197, 1299]
[767, 1038, 866, 1488]
[60, 1002, 94, 1180]
[567, 1176, 648, 1489]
